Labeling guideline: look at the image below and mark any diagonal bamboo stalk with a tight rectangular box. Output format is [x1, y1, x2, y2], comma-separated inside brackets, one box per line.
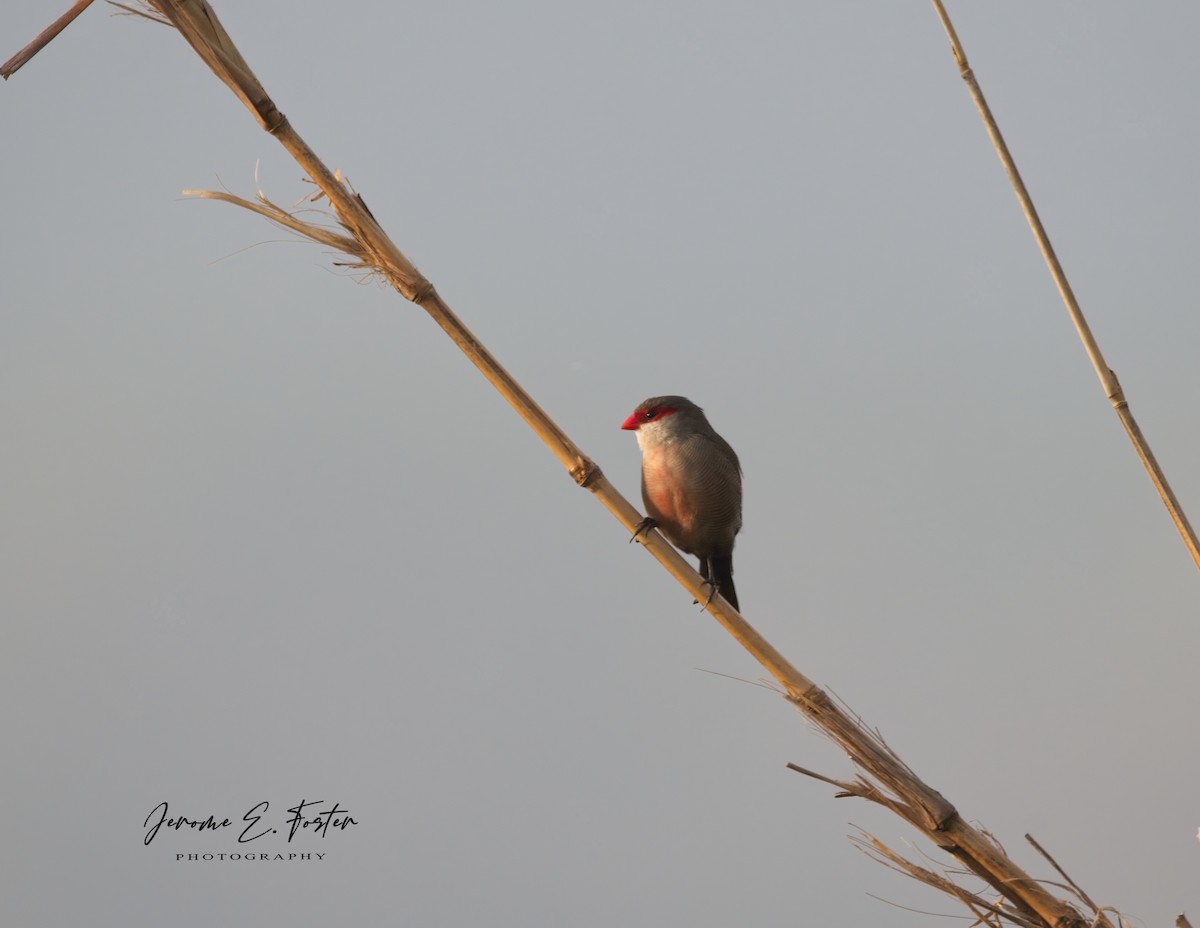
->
[929, 0, 1200, 575]
[12, 0, 1113, 923]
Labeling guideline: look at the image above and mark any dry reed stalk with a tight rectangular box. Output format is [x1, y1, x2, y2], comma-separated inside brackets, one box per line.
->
[929, 0, 1200, 574]
[12, 0, 1146, 923]
[1, 0, 96, 79]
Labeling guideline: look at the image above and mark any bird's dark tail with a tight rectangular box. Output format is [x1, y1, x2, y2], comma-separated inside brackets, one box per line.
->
[706, 554, 738, 612]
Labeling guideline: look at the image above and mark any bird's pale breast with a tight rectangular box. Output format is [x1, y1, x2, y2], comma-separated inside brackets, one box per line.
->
[640, 444, 701, 548]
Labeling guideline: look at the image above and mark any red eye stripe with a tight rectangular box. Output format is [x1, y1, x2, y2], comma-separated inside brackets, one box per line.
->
[620, 403, 677, 430]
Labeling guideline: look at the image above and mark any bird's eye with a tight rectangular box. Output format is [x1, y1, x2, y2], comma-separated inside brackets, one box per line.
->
[642, 410, 656, 420]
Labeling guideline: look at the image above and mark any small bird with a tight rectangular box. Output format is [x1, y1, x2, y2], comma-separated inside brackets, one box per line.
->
[621, 396, 743, 611]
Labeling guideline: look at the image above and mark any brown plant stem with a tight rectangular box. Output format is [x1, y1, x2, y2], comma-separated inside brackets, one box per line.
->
[929, 0, 1200, 574]
[1, 0, 96, 79]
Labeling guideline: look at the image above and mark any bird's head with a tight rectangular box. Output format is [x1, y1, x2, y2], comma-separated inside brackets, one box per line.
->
[621, 396, 699, 442]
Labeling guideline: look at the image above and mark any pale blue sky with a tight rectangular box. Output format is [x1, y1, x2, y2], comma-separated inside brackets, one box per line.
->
[3, 3, 1199, 926]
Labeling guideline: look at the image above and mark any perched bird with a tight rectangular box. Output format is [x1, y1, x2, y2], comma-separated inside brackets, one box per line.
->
[621, 396, 743, 611]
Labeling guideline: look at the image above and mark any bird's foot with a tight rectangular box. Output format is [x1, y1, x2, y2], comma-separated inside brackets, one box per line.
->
[696, 579, 718, 608]
[630, 517, 658, 544]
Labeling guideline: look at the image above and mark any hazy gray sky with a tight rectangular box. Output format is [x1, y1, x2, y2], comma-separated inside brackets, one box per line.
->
[4, 3, 1199, 925]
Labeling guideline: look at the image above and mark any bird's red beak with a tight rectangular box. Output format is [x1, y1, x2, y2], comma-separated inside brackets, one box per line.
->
[620, 412, 641, 431]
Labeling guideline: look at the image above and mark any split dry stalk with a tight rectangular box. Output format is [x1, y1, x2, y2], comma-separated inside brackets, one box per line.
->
[929, 0, 1200, 574]
[5, 1, 1139, 924]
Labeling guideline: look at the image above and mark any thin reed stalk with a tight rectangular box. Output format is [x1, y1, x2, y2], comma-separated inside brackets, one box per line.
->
[1, 0, 95, 79]
[929, 0, 1200, 574]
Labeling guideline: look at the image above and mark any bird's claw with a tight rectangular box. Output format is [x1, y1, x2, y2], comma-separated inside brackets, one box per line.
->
[630, 517, 658, 544]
